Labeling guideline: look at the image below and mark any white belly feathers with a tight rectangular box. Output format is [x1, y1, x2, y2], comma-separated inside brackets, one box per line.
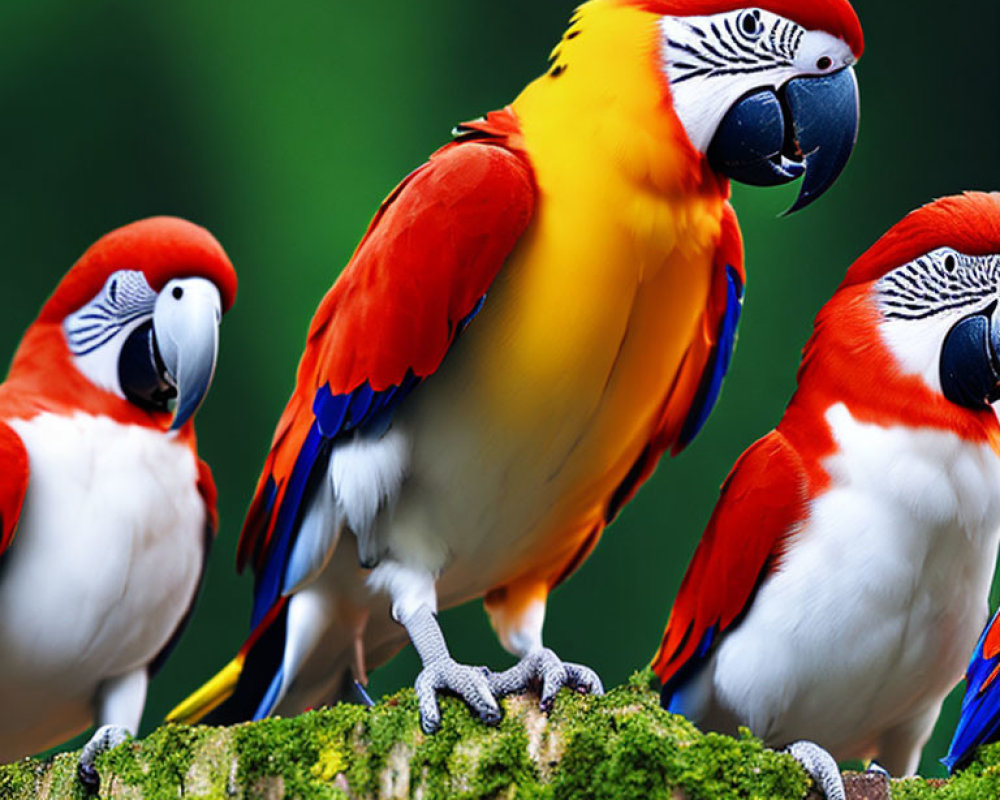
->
[712, 403, 1000, 759]
[0, 412, 205, 750]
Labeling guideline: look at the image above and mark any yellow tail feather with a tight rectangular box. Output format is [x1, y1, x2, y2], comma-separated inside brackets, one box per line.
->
[166, 655, 244, 725]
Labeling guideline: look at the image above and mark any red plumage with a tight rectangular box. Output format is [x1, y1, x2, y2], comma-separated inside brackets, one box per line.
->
[3, 217, 237, 432]
[0, 217, 237, 551]
[843, 193, 1000, 287]
[786, 193, 1000, 462]
[654, 192, 1000, 688]
[38, 216, 237, 324]
[625, 0, 863, 58]
[237, 109, 536, 572]
[652, 431, 808, 683]
[0, 422, 28, 556]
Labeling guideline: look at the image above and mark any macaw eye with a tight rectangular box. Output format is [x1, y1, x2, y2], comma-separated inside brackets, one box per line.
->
[816, 56, 833, 70]
[945, 254, 957, 273]
[738, 9, 763, 39]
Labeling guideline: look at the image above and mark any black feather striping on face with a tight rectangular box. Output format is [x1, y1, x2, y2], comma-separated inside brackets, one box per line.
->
[666, 12, 796, 87]
[879, 251, 1000, 322]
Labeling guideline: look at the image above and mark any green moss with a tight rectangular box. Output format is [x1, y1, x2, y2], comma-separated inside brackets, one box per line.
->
[0, 758, 42, 797]
[347, 688, 418, 795]
[890, 743, 1000, 800]
[234, 705, 361, 799]
[11, 675, 1000, 800]
[97, 723, 221, 798]
[468, 719, 538, 799]
[546, 679, 806, 800]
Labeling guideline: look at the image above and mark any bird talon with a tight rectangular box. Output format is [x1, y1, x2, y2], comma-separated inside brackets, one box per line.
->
[77, 763, 100, 793]
[414, 656, 500, 733]
[786, 740, 845, 800]
[77, 723, 133, 793]
[488, 647, 603, 707]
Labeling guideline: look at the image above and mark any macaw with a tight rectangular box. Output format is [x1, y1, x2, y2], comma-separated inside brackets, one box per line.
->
[0, 218, 237, 787]
[652, 193, 1000, 800]
[169, 0, 863, 734]
[944, 608, 1000, 771]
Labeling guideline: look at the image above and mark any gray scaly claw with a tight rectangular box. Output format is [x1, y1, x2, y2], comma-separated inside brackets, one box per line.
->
[78, 724, 132, 792]
[415, 657, 502, 734]
[786, 740, 845, 800]
[488, 647, 604, 710]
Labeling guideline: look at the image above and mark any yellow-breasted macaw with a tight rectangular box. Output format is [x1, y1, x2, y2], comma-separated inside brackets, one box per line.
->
[171, 0, 864, 736]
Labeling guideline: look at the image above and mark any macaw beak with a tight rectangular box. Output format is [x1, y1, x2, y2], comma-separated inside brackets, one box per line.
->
[152, 278, 223, 430]
[939, 303, 1000, 410]
[707, 66, 860, 214]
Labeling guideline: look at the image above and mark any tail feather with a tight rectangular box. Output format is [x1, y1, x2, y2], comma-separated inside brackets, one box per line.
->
[166, 655, 245, 725]
[167, 599, 289, 727]
[254, 665, 286, 721]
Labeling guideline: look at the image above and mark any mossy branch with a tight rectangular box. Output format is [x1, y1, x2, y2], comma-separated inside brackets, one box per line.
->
[2, 672, 998, 799]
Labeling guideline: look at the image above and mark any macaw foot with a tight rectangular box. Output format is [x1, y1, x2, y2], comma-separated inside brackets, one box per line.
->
[77, 724, 133, 792]
[399, 603, 503, 734]
[488, 647, 604, 711]
[414, 657, 502, 734]
[786, 741, 845, 800]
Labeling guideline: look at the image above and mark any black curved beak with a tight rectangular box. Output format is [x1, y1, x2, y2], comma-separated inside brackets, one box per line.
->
[118, 321, 177, 414]
[940, 303, 1000, 410]
[707, 66, 859, 214]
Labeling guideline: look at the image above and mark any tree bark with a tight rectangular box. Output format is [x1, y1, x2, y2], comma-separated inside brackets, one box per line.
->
[0, 675, 985, 799]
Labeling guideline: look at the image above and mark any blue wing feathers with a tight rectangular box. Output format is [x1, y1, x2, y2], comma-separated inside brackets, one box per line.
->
[314, 390, 350, 437]
[678, 266, 744, 449]
[251, 423, 326, 627]
[243, 290, 488, 714]
[250, 375, 422, 629]
[661, 627, 717, 716]
[945, 610, 1000, 772]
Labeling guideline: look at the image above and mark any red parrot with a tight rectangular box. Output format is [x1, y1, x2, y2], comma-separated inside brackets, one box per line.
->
[0, 218, 236, 787]
[654, 193, 1000, 798]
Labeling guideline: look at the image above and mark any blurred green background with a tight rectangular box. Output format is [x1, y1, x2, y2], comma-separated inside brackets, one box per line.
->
[1, 0, 998, 779]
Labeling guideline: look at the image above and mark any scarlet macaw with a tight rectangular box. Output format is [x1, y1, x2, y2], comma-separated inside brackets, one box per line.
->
[0, 218, 236, 787]
[171, 0, 863, 734]
[654, 193, 1000, 799]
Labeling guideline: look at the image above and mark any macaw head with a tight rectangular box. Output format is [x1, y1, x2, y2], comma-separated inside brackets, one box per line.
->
[650, 0, 862, 211]
[34, 217, 237, 430]
[840, 193, 1000, 416]
[542, 0, 862, 211]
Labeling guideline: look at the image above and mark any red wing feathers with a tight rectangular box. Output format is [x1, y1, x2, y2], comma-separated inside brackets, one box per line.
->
[0, 421, 29, 557]
[652, 430, 809, 685]
[311, 141, 535, 393]
[237, 116, 536, 573]
[196, 459, 219, 536]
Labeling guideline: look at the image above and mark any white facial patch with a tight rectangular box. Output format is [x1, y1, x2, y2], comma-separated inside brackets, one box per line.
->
[877, 248, 1000, 394]
[660, 9, 854, 152]
[63, 271, 158, 398]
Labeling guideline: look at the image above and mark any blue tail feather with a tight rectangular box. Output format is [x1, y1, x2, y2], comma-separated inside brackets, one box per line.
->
[254, 665, 286, 721]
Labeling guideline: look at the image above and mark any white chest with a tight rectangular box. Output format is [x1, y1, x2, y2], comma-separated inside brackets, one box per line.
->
[713, 404, 1000, 757]
[0, 412, 205, 698]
